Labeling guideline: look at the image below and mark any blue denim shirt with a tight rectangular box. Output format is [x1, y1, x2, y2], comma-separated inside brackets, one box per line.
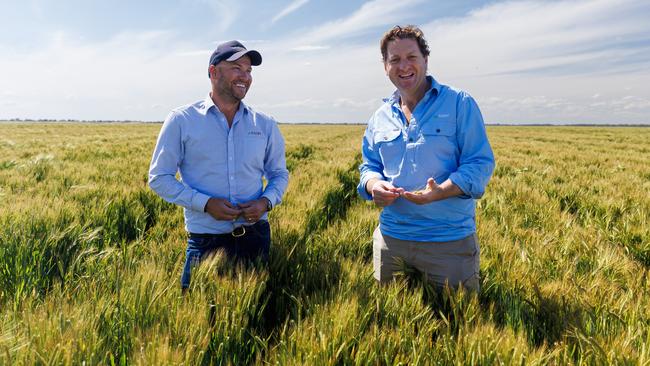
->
[149, 95, 289, 234]
[358, 76, 495, 242]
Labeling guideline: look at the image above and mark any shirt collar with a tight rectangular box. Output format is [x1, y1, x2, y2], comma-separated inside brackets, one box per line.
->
[383, 75, 440, 106]
[200, 93, 249, 117]
[200, 94, 216, 116]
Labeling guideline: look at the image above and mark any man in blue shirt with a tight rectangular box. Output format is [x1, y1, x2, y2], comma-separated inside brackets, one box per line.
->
[358, 26, 495, 292]
[149, 40, 289, 290]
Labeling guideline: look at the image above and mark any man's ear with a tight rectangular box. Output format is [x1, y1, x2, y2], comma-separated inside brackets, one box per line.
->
[208, 64, 218, 79]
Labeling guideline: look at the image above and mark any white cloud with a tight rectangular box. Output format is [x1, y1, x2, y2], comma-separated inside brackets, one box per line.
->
[423, 0, 650, 78]
[271, 0, 310, 24]
[332, 98, 378, 109]
[256, 98, 325, 109]
[175, 50, 211, 57]
[615, 96, 650, 110]
[290, 0, 427, 46]
[291, 45, 330, 51]
[248, 0, 650, 124]
[196, 0, 240, 34]
[0, 30, 205, 121]
[1, 0, 649, 124]
[246, 39, 389, 123]
[416, 0, 650, 124]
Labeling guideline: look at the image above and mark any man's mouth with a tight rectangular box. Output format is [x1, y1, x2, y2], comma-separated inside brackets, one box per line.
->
[234, 82, 247, 90]
[399, 72, 415, 80]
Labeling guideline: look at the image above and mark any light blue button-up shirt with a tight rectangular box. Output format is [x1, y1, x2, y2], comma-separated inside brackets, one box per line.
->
[358, 76, 495, 242]
[149, 95, 289, 234]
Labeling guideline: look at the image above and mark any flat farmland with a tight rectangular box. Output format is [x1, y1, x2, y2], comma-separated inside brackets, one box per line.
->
[1, 123, 649, 364]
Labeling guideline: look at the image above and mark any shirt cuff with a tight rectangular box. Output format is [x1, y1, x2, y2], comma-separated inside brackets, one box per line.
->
[261, 193, 279, 208]
[448, 173, 472, 199]
[358, 172, 383, 201]
[191, 192, 211, 212]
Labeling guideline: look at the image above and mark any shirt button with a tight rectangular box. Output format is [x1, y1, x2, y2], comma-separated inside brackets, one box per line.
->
[436, 128, 441, 133]
[230, 176, 234, 180]
[408, 138, 413, 142]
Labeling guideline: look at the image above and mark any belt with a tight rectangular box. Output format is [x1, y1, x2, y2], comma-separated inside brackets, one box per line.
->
[189, 225, 248, 238]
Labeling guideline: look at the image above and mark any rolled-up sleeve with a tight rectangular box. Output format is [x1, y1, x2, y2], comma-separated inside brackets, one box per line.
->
[262, 121, 289, 208]
[448, 93, 495, 199]
[357, 119, 385, 201]
[148, 112, 211, 212]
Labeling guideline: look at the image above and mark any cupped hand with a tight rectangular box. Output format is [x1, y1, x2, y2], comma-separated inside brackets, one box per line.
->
[402, 178, 441, 205]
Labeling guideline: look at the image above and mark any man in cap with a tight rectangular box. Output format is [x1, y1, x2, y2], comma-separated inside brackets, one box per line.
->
[358, 26, 495, 292]
[149, 40, 289, 290]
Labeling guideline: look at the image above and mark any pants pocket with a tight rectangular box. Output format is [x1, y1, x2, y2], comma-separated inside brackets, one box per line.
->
[445, 234, 479, 256]
[373, 227, 400, 283]
[181, 247, 202, 289]
[187, 236, 211, 249]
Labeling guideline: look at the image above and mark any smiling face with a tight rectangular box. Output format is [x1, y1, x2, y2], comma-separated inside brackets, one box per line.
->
[384, 38, 428, 100]
[210, 55, 253, 103]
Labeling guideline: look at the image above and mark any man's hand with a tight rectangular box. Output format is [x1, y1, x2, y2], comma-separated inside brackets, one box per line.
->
[204, 197, 242, 221]
[238, 198, 268, 223]
[402, 178, 463, 204]
[367, 179, 404, 207]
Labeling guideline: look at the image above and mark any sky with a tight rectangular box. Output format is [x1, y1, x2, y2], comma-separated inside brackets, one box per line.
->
[0, 0, 649, 124]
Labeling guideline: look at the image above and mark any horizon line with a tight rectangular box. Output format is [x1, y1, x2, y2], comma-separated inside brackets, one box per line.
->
[1, 119, 649, 127]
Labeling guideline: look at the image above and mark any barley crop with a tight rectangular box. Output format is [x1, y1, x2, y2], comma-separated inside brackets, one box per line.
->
[0, 122, 648, 365]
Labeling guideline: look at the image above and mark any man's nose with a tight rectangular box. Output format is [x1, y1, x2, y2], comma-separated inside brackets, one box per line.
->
[240, 71, 252, 82]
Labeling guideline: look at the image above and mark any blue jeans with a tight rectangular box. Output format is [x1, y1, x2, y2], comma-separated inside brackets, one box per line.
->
[181, 221, 271, 289]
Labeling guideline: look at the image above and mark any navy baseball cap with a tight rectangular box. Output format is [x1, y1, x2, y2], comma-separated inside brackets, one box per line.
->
[209, 40, 262, 67]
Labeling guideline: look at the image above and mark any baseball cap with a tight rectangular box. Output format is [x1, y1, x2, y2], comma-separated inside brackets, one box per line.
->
[209, 40, 262, 67]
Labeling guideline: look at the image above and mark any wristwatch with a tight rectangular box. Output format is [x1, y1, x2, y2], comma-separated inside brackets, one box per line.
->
[262, 197, 273, 212]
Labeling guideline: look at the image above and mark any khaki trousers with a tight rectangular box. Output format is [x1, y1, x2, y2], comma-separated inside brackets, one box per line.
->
[372, 226, 481, 292]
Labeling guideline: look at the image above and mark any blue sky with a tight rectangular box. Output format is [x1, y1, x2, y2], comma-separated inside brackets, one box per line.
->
[1, 0, 649, 124]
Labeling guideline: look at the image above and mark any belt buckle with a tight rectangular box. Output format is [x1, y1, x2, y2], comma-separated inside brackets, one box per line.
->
[231, 226, 246, 237]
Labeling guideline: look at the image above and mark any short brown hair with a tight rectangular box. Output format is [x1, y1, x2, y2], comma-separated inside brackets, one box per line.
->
[380, 25, 430, 62]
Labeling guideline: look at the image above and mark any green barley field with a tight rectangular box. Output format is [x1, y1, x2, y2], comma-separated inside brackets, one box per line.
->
[1, 122, 649, 365]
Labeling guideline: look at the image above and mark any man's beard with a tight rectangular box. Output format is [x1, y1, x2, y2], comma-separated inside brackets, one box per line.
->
[217, 79, 246, 102]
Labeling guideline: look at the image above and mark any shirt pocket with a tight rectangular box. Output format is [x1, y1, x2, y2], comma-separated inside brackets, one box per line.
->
[242, 134, 267, 170]
[420, 120, 456, 137]
[373, 129, 405, 178]
[416, 121, 458, 177]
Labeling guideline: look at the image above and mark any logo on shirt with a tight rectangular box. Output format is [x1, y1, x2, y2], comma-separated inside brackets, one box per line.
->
[247, 130, 263, 136]
[437, 113, 450, 118]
